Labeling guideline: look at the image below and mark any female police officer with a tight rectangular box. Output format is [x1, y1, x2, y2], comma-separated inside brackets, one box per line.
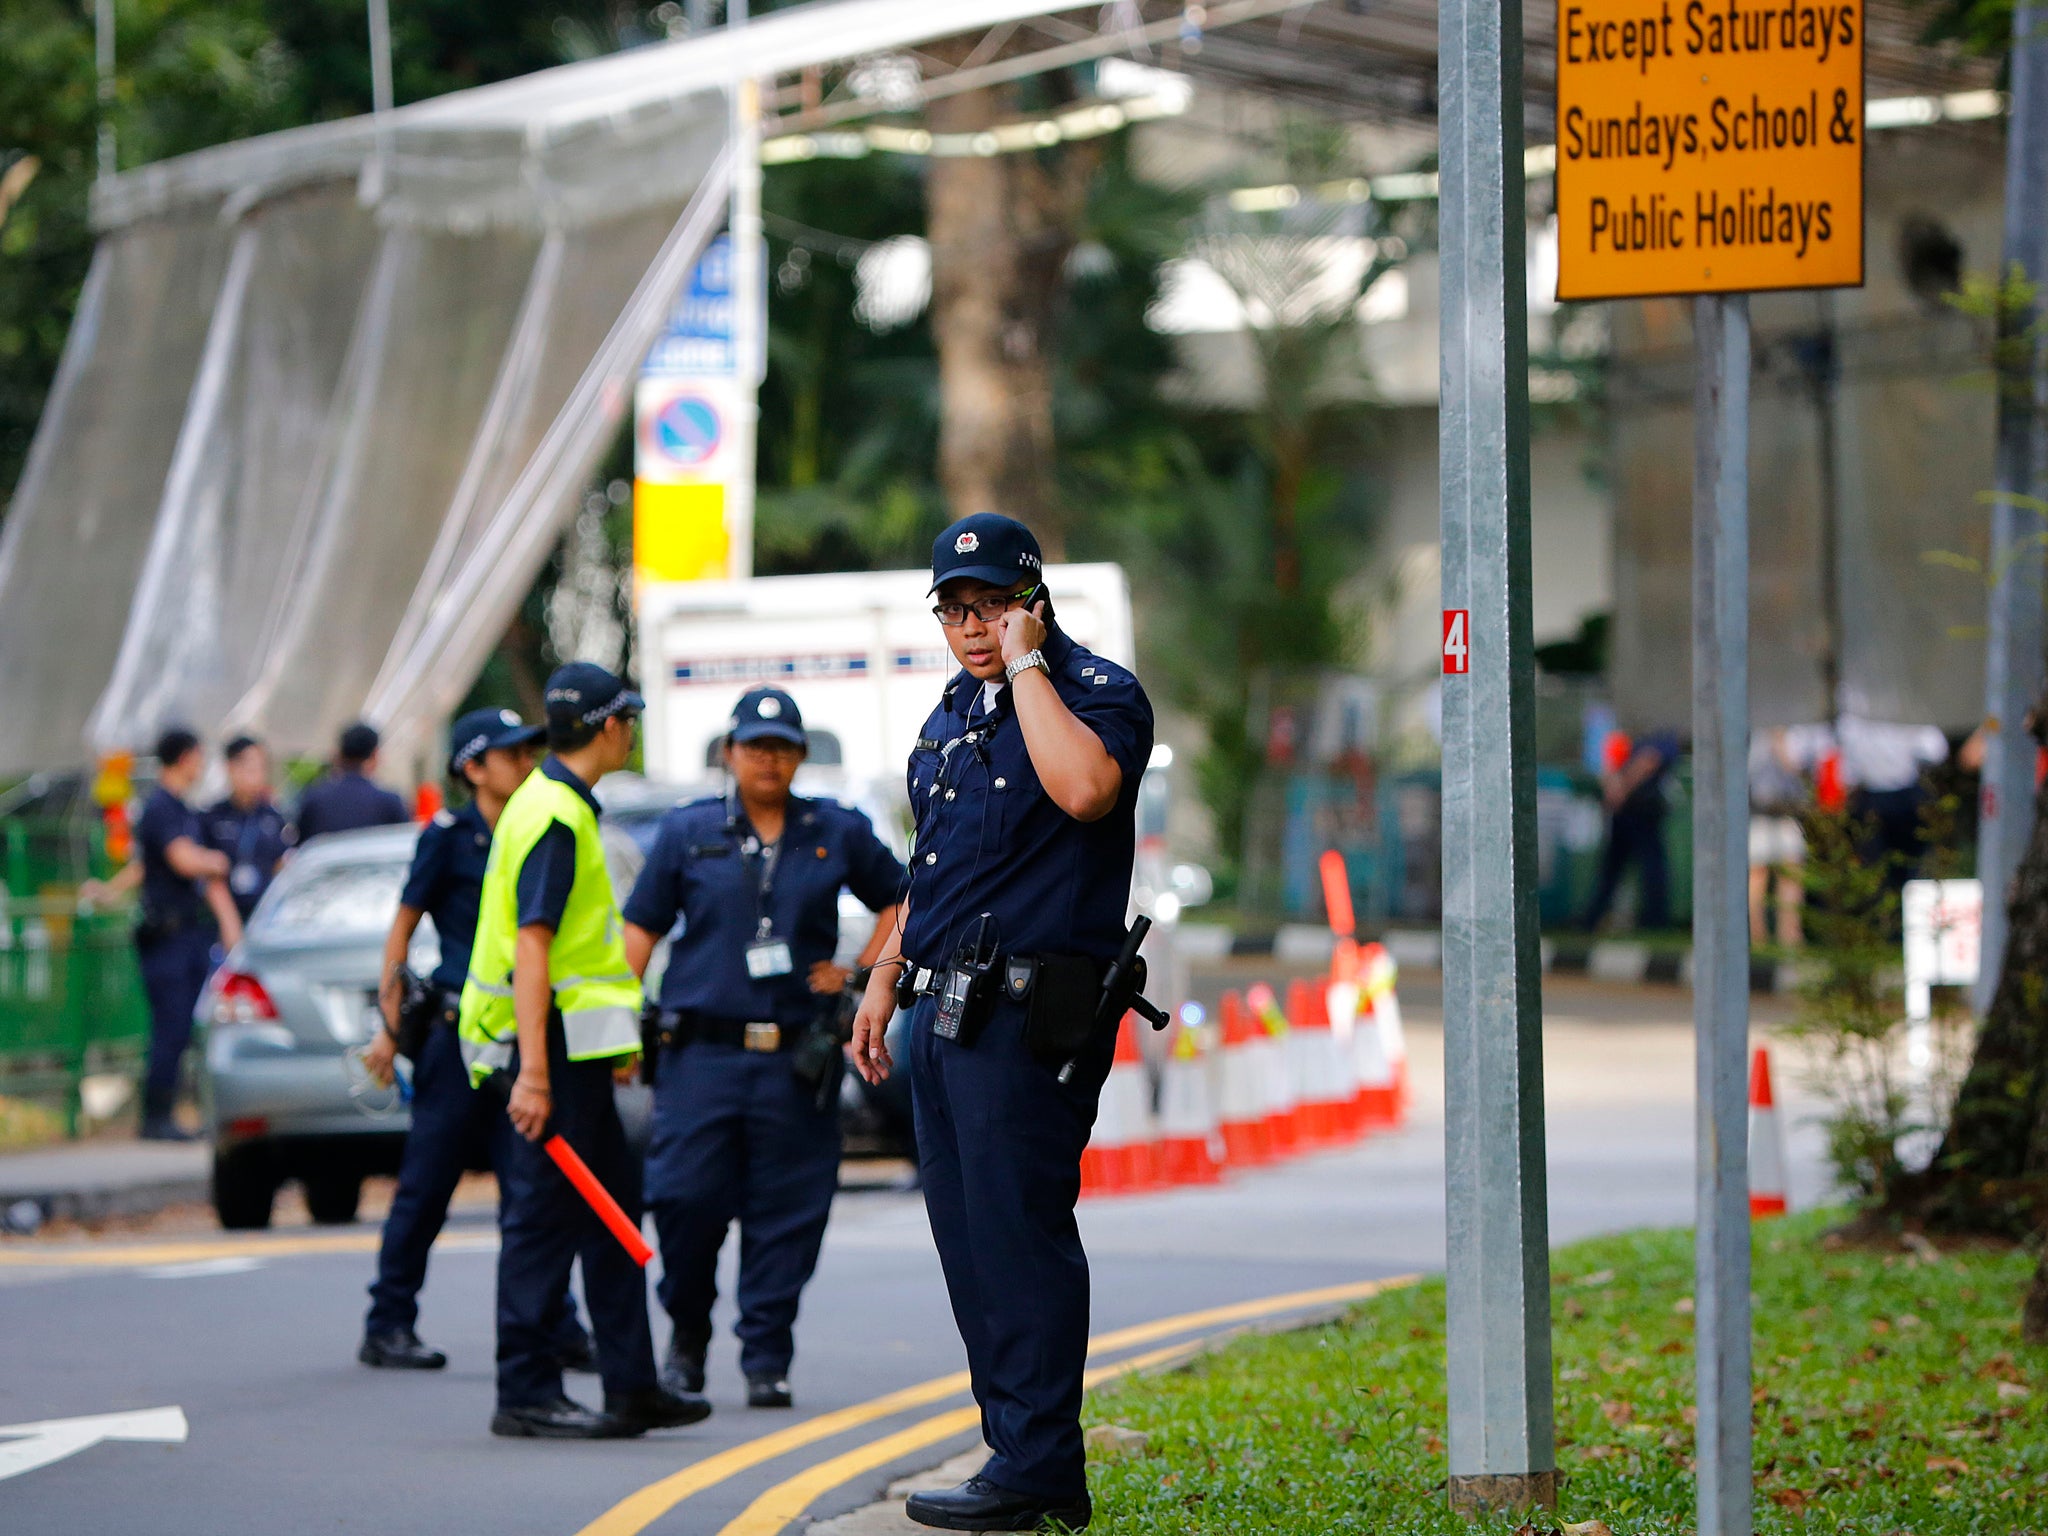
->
[622, 687, 905, 1410]
[357, 709, 591, 1374]
[850, 513, 1153, 1533]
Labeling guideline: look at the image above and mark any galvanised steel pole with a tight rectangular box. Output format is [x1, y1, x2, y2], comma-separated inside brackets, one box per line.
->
[1975, 0, 2048, 1013]
[1692, 293, 1753, 1536]
[1438, 0, 1555, 1513]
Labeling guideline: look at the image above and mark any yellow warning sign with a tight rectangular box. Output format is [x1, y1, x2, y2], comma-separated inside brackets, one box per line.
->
[1554, 0, 1864, 300]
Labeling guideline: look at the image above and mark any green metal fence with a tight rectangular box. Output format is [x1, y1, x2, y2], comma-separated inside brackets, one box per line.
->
[2, 816, 106, 901]
[0, 901, 151, 1136]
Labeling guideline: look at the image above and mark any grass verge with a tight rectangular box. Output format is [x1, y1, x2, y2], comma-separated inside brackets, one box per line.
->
[1083, 1210, 2048, 1533]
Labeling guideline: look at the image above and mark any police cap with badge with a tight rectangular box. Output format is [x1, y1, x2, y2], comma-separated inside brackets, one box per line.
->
[543, 662, 644, 734]
[727, 687, 807, 750]
[448, 708, 544, 777]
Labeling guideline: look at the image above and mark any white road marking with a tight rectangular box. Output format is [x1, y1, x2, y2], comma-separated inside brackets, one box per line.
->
[0, 1407, 188, 1483]
[139, 1257, 268, 1280]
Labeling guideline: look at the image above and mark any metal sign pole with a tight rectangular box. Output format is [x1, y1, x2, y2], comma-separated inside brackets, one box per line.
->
[1973, 0, 2048, 1013]
[1438, 0, 1555, 1512]
[1691, 293, 1753, 1536]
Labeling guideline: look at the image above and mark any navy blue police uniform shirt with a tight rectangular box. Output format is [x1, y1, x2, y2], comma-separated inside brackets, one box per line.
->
[399, 802, 494, 992]
[899, 624, 1153, 971]
[514, 757, 605, 933]
[623, 795, 907, 1024]
[296, 770, 408, 843]
[202, 799, 295, 921]
[136, 786, 215, 934]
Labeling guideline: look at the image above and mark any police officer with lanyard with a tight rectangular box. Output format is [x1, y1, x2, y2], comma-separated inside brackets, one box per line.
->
[850, 514, 1154, 1533]
[357, 709, 592, 1376]
[201, 736, 295, 923]
[622, 687, 906, 1411]
[459, 664, 711, 1440]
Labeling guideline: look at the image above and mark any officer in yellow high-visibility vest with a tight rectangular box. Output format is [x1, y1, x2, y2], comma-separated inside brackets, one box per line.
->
[460, 662, 712, 1441]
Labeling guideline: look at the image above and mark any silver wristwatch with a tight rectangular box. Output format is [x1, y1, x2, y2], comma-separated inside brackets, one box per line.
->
[1004, 648, 1049, 683]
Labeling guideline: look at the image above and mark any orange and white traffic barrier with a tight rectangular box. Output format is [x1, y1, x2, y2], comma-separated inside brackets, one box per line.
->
[1749, 1044, 1789, 1218]
[1246, 983, 1301, 1158]
[1286, 978, 1351, 1149]
[1326, 938, 1367, 1140]
[1157, 1022, 1224, 1185]
[1359, 941, 1408, 1123]
[1216, 990, 1274, 1167]
[1081, 1014, 1160, 1197]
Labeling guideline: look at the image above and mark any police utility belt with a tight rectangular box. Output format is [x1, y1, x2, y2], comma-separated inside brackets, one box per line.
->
[641, 995, 855, 1108]
[646, 1010, 799, 1054]
[895, 914, 1169, 1074]
[390, 967, 458, 1062]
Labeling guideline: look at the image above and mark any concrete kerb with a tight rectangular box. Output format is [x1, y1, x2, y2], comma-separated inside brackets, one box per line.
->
[1180, 923, 1803, 995]
[0, 1140, 210, 1228]
[804, 1297, 1381, 1534]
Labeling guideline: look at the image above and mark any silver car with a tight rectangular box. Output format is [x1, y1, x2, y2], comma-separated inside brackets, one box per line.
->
[196, 819, 650, 1230]
[197, 777, 910, 1229]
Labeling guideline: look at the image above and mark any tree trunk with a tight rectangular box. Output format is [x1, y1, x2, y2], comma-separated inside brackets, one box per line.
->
[923, 82, 1095, 558]
[1907, 686, 2048, 1233]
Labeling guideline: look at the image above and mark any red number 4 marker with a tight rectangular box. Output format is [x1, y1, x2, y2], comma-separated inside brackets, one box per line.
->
[1442, 609, 1470, 675]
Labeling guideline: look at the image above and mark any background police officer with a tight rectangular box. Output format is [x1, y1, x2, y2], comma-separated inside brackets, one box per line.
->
[459, 663, 709, 1440]
[621, 687, 905, 1411]
[357, 708, 592, 1375]
[202, 735, 295, 923]
[297, 721, 408, 841]
[92, 728, 244, 1140]
[851, 513, 1154, 1533]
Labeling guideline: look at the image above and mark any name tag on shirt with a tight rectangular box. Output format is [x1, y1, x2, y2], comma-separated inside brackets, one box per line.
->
[230, 864, 261, 896]
[745, 939, 794, 979]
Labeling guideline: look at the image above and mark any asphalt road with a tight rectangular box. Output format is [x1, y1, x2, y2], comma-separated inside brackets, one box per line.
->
[0, 973, 1829, 1536]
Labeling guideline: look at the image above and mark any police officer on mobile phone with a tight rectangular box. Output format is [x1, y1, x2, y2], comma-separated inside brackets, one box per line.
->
[622, 686, 905, 1411]
[357, 708, 593, 1376]
[849, 513, 1154, 1534]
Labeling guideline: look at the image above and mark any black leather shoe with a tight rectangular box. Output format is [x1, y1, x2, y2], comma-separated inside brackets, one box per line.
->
[905, 1475, 1091, 1532]
[605, 1386, 713, 1431]
[490, 1395, 640, 1439]
[140, 1118, 196, 1142]
[358, 1329, 447, 1370]
[746, 1375, 793, 1409]
[660, 1339, 706, 1395]
[552, 1329, 598, 1373]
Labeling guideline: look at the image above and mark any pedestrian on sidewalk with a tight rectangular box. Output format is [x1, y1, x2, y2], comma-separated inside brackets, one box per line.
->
[357, 708, 593, 1375]
[1581, 727, 1679, 933]
[622, 685, 904, 1411]
[458, 664, 709, 1441]
[850, 514, 1154, 1533]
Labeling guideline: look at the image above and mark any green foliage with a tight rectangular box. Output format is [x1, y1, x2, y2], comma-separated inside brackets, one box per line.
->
[1084, 1209, 2048, 1533]
[1787, 800, 1972, 1207]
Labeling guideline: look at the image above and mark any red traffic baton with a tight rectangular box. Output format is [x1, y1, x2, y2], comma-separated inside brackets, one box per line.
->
[485, 1072, 653, 1267]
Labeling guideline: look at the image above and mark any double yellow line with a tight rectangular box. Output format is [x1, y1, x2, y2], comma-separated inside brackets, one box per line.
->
[576, 1276, 1416, 1536]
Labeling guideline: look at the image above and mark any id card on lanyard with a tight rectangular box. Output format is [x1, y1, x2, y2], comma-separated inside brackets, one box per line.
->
[741, 825, 793, 978]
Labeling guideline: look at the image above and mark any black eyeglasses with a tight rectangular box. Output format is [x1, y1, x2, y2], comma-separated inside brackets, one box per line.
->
[933, 584, 1039, 627]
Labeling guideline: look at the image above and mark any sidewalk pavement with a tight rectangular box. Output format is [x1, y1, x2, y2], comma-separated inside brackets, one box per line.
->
[0, 1138, 209, 1226]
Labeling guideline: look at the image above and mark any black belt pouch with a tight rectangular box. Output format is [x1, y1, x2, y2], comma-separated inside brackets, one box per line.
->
[1018, 954, 1103, 1068]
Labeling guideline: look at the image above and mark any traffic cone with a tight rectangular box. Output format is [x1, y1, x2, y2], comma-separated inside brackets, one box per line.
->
[1749, 1045, 1789, 1218]
[1326, 939, 1366, 1140]
[1216, 991, 1273, 1166]
[1246, 983, 1301, 1157]
[1286, 979, 1349, 1149]
[1081, 1014, 1160, 1197]
[1157, 1022, 1224, 1185]
[1360, 942, 1409, 1123]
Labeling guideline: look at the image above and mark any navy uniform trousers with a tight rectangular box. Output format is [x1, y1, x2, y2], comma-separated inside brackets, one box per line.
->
[646, 1039, 841, 1378]
[908, 994, 1117, 1504]
[366, 1017, 582, 1348]
[495, 1023, 657, 1409]
[138, 927, 214, 1123]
